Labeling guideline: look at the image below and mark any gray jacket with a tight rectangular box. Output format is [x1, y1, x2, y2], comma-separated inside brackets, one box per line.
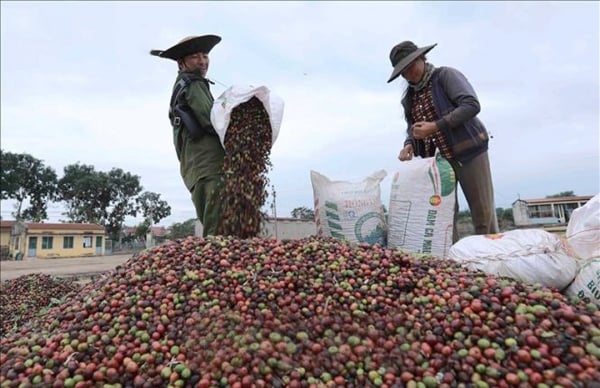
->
[402, 66, 490, 163]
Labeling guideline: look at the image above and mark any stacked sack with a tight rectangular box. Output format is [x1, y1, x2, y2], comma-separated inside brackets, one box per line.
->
[387, 153, 455, 258]
[447, 194, 600, 303]
[310, 154, 455, 257]
[563, 193, 600, 306]
[309, 158, 598, 304]
[447, 229, 579, 291]
[311, 170, 387, 246]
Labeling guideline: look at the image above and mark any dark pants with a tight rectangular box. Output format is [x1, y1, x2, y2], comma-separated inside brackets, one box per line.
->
[191, 175, 223, 237]
[450, 151, 499, 242]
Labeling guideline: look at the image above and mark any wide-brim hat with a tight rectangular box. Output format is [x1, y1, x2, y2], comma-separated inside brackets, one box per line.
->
[150, 35, 221, 60]
[387, 41, 437, 83]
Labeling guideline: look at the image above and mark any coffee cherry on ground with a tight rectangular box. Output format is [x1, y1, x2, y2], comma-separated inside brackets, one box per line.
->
[1, 236, 599, 387]
[1, 273, 80, 336]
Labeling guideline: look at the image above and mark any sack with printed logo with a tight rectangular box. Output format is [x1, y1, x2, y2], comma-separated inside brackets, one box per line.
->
[564, 258, 600, 306]
[387, 154, 456, 258]
[311, 170, 387, 245]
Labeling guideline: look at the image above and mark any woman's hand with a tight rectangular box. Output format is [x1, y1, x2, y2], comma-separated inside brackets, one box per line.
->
[412, 121, 438, 139]
[399, 144, 414, 161]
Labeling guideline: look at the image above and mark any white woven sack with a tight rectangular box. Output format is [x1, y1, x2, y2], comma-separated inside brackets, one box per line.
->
[564, 258, 600, 306]
[448, 229, 578, 290]
[566, 193, 600, 260]
[387, 154, 456, 258]
[311, 170, 387, 245]
[210, 85, 284, 148]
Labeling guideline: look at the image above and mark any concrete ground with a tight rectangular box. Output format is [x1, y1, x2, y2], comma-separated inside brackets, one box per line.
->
[0, 254, 134, 282]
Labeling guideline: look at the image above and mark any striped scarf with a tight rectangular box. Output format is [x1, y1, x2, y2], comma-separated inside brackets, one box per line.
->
[410, 62, 435, 91]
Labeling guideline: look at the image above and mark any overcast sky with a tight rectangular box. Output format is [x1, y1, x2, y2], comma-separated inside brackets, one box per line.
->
[1, 1, 599, 227]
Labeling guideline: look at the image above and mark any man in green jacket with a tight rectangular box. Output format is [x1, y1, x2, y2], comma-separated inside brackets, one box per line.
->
[151, 35, 224, 236]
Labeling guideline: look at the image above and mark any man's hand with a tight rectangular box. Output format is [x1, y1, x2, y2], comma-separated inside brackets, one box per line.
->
[399, 144, 414, 161]
[412, 121, 438, 139]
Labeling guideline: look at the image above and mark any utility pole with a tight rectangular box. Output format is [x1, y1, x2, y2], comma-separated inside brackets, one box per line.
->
[272, 185, 278, 239]
[146, 210, 154, 249]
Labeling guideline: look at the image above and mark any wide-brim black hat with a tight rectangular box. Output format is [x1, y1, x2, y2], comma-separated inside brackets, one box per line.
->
[387, 41, 437, 83]
[150, 35, 221, 60]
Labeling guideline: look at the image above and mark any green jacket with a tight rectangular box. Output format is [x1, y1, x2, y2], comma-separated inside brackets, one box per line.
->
[172, 71, 224, 191]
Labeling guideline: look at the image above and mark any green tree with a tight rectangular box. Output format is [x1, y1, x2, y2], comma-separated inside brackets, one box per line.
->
[58, 163, 142, 240]
[136, 191, 172, 225]
[104, 168, 144, 240]
[456, 209, 472, 222]
[496, 207, 515, 230]
[291, 206, 315, 220]
[169, 218, 196, 239]
[135, 220, 151, 240]
[58, 164, 106, 223]
[546, 191, 575, 198]
[496, 207, 513, 221]
[0, 150, 58, 221]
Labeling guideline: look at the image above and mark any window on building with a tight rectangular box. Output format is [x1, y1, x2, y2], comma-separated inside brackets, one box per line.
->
[83, 236, 93, 248]
[564, 203, 580, 213]
[63, 236, 74, 249]
[528, 204, 553, 218]
[42, 236, 54, 250]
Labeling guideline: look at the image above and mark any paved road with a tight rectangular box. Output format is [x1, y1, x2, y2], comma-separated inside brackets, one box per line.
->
[0, 254, 134, 282]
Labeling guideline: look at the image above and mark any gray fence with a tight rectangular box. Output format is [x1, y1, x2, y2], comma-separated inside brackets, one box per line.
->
[105, 239, 146, 256]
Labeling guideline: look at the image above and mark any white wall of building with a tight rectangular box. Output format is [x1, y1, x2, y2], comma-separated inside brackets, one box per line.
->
[194, 218, 316, 240]
[260, 218, 316, 240]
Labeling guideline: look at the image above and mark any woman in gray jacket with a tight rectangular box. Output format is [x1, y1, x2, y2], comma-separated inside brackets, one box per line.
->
[388, 41, 499, 242]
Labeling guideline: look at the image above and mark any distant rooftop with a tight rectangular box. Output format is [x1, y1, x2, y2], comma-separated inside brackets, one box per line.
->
[0, 220, 104, 231]
[513, 195, 594, 205]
